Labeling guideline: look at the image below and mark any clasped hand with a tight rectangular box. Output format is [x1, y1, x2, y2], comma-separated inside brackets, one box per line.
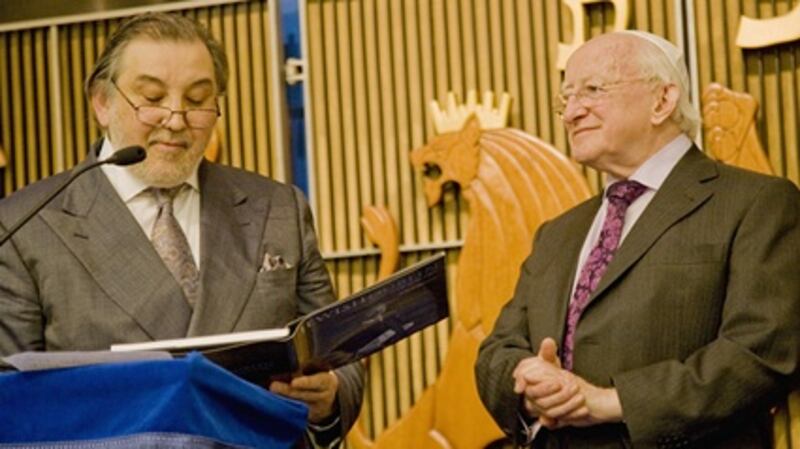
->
[512, 338, 622, 429]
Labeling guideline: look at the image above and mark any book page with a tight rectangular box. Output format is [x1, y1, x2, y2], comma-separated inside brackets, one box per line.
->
[110, 327, 291, 353]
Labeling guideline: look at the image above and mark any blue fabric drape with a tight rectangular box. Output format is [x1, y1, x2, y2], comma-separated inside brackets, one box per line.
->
[0, 352, 307, 449]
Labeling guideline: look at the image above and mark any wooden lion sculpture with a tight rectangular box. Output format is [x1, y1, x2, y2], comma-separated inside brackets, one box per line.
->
[348, 91, 591, 449]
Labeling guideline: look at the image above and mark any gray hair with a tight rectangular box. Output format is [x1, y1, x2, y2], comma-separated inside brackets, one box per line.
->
[85, 12, 228, 98]
[617, 30, 700, 140]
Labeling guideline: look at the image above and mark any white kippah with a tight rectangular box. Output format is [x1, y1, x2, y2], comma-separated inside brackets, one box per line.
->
[615, 30, 690, 93]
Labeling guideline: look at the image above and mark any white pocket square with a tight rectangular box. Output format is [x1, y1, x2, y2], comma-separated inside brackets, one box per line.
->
[260, 253, 293, 272]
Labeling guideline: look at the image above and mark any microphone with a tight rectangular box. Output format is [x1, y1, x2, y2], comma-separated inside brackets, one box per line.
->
[0, 145, 147, 247]
[102, 145, 146, 166]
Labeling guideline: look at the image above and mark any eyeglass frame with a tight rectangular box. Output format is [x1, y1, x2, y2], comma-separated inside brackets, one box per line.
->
[553, 76, 656, 119]
[110, 80, 221, 129]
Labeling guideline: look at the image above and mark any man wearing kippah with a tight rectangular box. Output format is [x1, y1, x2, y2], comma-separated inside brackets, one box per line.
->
[476, 30, 800, 449]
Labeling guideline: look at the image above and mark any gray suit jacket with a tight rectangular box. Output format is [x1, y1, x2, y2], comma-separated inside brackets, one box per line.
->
[0, 144, 363, 440]
[476, 148, 800, 449]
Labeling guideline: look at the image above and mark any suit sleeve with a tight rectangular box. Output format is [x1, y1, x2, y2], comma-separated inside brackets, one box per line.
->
[613, 178, 800, 446]
[291, 186, 365, 441]
[0, 222, 44, 358]
[474, 225, 546, 440]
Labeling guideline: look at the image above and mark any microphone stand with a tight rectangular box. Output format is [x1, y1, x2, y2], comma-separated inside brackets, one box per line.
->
[0, 146, 145, 248]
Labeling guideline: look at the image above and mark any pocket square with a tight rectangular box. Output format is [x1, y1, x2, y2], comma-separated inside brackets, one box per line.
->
[260, 253, 293, 272]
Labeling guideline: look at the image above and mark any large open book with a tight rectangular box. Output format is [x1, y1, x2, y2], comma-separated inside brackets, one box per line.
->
[110, 253, 449, 381]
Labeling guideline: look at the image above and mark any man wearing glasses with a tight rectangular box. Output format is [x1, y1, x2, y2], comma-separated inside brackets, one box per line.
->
[0, 13, 362, 448]
[476, 31, 799, 448]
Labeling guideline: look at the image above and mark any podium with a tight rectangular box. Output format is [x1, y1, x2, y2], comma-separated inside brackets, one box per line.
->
[0, 353, 308, 448]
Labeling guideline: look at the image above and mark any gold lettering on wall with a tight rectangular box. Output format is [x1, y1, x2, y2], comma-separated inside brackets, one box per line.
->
[557, 0, 631, 70]
[736, 4, 800, 48]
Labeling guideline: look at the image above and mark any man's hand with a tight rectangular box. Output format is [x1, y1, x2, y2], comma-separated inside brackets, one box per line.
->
[270, 370, 339, 423]
[513, 338, 583, 428]
[513, 338, 623, 429]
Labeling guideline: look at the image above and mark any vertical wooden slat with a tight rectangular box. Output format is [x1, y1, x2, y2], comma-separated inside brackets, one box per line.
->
[350, 0, 372, 218]
[264, 1, 280, 180]
[82, 22, 98, 147]
[460, 0, 477, 92]
[363, 0, 386, 212]
[58, 28, 75, 171]
[250, 2, 269, 177]
[474, 0, 492, 92]
[307, 2, 333, 252]
[0, 33, 12, 194]
[418, 0, 444, 244]
[22, 31, 38, 183]
[323, 0, 347, 251]
[10, 32, 25, 189]
[376, 1, 400, 245]
[35, 29, 51, 179]
[222, 5, 243, 169]
[725, 1, 745, 92]
[336, 0, 361, 250]
[516, 0, 536, 132]
[236, 5, 256, 173]
[69, 27, 86, 163]
[391, 0, 414, 250]
[488, 0, 503, 94]
[502, 0, 521, 128]
[404, 0, 429, 248]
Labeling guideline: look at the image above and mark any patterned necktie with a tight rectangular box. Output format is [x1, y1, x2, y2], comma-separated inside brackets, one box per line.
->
[561, 180, 647, 370]
[150, 186, 200, 308]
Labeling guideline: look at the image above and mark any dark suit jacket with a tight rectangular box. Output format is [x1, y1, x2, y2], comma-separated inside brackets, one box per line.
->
[475, 147, 800, 449]
[0, 144, 363, 441]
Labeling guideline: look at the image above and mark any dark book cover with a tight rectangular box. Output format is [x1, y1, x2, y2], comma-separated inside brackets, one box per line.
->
[114, 253, 449, 382]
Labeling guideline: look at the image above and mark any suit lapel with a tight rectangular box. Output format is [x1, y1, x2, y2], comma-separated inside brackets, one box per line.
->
[587, 147, 718, 305]
[187, 163, 270, 336]
[39, 154, 192, 340]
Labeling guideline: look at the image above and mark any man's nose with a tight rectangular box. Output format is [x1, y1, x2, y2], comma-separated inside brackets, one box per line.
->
[162, 110, 189, 131]
[561, 96, 588, 124]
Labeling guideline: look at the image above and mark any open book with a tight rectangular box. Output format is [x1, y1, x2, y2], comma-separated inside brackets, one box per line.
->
[111, 253, 449, 381]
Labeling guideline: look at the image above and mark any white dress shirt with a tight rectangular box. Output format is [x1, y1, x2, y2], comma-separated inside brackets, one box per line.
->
[99, 139, 202, 266]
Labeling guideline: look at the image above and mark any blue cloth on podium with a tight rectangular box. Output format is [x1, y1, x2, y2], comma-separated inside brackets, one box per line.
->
[0, 352, 308, 449]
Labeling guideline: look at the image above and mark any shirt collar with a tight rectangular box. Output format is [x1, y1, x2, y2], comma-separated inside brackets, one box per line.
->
[99, 138, 200, 202]
[605, 133, 693, 193]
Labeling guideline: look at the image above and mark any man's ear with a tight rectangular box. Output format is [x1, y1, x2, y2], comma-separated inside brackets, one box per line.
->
[651, 83, 680, 126]
[90, 87, 111, 128]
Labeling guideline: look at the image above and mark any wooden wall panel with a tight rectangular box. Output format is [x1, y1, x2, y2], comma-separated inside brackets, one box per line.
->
[695, 0, 800, 185]
[0, 0, 285, 200]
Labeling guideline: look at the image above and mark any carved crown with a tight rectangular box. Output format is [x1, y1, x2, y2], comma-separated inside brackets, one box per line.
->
[430, 90, 512, 134]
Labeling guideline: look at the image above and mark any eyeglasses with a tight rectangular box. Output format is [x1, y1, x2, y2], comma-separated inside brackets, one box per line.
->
[111, 81, 220, 129]
[553, 78, 651, 118]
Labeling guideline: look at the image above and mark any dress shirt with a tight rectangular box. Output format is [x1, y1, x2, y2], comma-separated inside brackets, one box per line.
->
[99, 139, 201, 266]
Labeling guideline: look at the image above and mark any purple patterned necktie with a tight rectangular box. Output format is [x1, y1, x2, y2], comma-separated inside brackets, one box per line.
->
[150, 185, 200, 308]
[561, 180, 647, 370]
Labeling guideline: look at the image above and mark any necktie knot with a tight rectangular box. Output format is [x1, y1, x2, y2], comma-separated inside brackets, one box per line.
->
[606, 180, 647, 206]
[150, 186, 184, 208]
